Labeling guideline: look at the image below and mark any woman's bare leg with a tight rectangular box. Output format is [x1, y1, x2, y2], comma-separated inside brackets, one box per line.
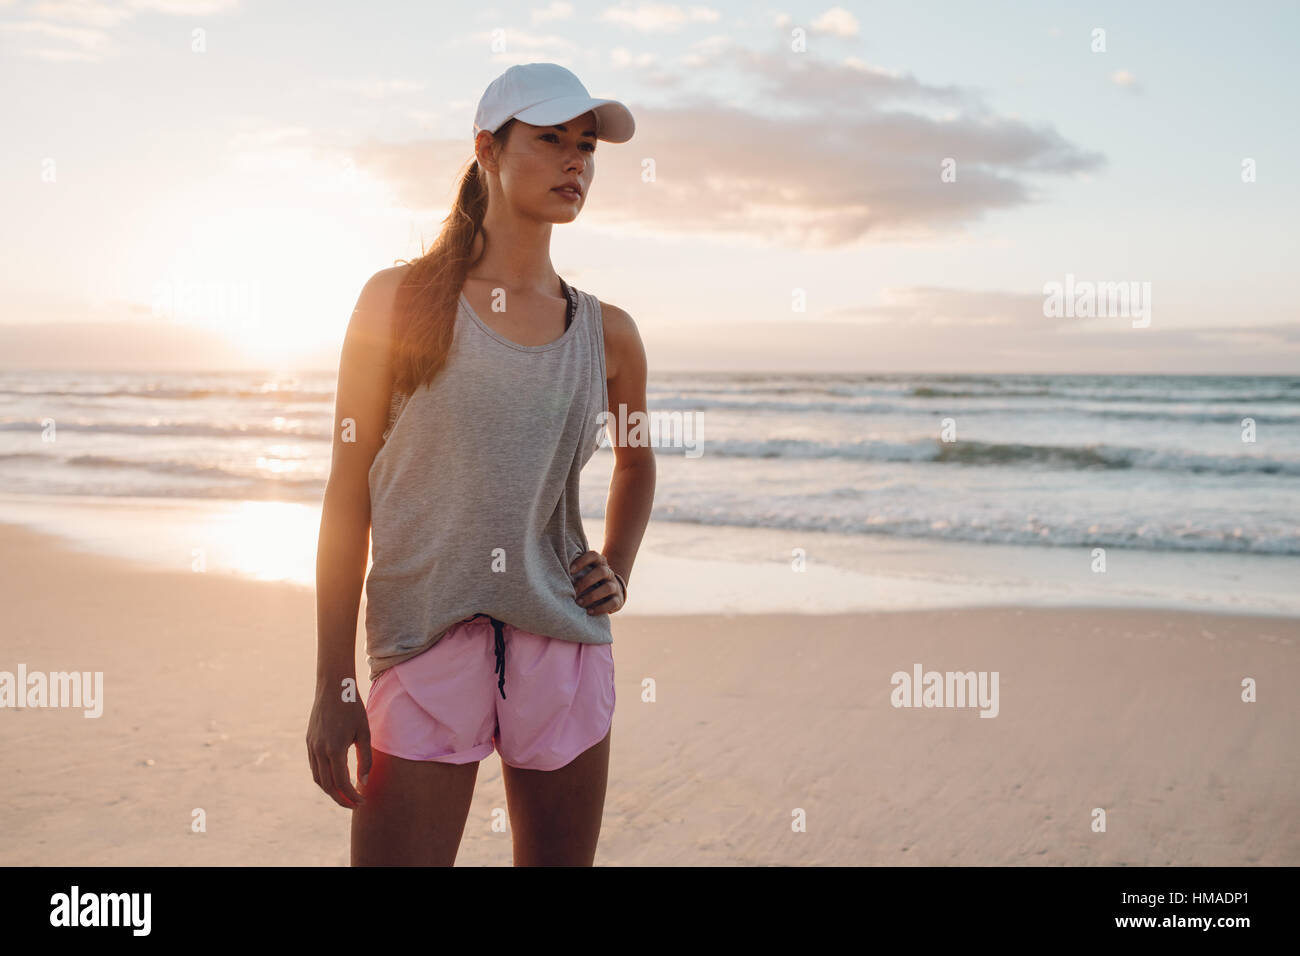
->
[500, 727, 611, 866]
[351, 749, 480, 866]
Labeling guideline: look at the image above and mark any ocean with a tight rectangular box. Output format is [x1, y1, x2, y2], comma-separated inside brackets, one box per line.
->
[1, 369, 1297, 612]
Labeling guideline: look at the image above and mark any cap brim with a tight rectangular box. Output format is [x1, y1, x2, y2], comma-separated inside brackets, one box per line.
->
[512, 95, 635, 143]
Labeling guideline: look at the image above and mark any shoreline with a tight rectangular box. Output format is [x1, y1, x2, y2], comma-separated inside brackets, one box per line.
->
[2, 493, 1299, 618]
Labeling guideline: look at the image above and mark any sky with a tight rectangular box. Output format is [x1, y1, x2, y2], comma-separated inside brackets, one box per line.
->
[1, 0, 1298, 374]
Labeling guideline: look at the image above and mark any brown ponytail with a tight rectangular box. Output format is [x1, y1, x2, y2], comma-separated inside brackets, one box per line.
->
[389, 120, 516, 397]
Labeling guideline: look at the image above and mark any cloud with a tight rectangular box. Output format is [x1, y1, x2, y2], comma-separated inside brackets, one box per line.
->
[24, 2, 134, 27]
[643, 307, 1300, 374]
[1, 0, 239, 61]
[463, 29, 575, 54]
[810, 6, 860, 38]
[125, 0, 241, 14]
[610, 47, 656, 68]
[600, 2, 722, 33]
[532, 1, 575, 23]
[773, 10, 863, 35]
[0, 19, 113, 58]
[780, 53, 966, 105]
[356, 45, 1102, 248]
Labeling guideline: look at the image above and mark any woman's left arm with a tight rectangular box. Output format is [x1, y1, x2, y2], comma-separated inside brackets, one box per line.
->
[571, 301, 656, 613]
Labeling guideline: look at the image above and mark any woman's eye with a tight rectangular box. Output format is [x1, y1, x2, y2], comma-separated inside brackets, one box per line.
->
[542, 134, 594, 152]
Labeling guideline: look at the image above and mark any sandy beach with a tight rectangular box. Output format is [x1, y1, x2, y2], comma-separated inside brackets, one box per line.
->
[3, 519, 1296, 866]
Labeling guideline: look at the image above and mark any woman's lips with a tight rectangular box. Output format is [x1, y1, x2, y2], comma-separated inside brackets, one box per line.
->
[552, 188, 581, 200]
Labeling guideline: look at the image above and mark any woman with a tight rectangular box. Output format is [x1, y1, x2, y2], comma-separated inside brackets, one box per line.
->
[307, 63, 655, 866]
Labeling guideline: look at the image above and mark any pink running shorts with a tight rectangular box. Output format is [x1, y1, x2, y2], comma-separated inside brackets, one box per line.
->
[365, 614, 615, 772]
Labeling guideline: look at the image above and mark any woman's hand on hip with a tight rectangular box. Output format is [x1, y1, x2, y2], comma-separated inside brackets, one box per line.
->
[569, 550, 627, 615]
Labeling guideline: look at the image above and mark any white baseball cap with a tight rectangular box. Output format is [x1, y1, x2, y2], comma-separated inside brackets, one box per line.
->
[472, 62, 635, 144]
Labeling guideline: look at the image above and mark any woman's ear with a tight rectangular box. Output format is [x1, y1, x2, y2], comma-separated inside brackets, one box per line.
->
[473, 131, 500, 174]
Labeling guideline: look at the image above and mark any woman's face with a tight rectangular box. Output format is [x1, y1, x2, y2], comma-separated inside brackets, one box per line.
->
[490, 111, 597, 223]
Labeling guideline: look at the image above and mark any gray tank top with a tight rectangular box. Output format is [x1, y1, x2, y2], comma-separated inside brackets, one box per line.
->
[363, 279, 612, 681]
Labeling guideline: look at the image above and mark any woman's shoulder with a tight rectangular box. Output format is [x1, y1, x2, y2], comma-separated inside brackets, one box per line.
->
[369, 262, 413, 295]
[594, 297, 644, 381]
[594, 296, 636, 333]
[367, 262, 413, 295]
[350, 263, 412, 337]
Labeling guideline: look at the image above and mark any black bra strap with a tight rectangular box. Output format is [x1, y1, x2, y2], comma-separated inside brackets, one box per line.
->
[559, 277, 577, 330]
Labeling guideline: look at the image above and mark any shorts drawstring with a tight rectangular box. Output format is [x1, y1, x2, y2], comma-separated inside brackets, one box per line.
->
[461, 613, 510, 699]
[490, 616, 507, 700]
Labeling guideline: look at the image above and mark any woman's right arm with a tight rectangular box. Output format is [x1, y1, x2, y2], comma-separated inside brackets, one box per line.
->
[307, 264, 405, 809]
